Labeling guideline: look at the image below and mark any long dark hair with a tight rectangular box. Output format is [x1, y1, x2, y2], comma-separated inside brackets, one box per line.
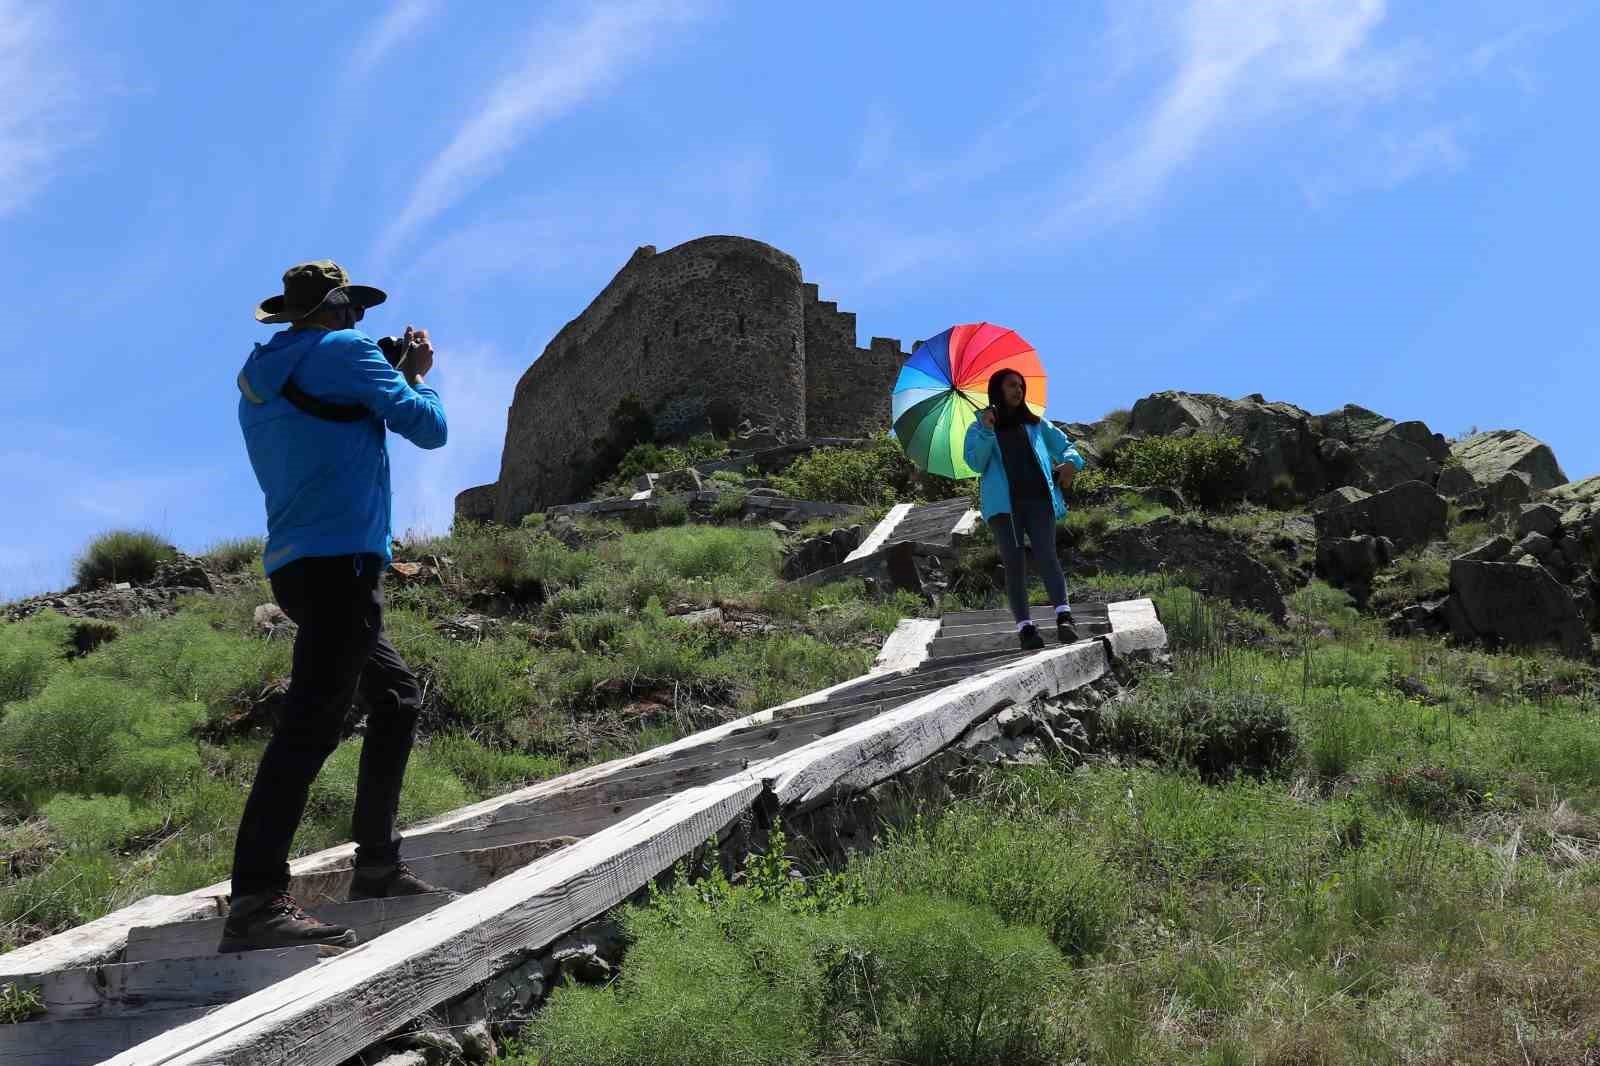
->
[986, 368, 1040, 428]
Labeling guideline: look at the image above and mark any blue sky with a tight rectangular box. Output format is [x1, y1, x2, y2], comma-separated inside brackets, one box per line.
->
[2, 0, 1596, 599]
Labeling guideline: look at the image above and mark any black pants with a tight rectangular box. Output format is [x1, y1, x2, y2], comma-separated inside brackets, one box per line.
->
[230, 553, 421, 899]
[990, 496, 1070, 624]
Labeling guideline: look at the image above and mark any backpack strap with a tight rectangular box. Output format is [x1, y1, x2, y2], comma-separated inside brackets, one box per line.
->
[282, 378, 371, 423]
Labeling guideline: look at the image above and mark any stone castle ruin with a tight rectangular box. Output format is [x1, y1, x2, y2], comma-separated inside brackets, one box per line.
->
[458, 236, 904, 524]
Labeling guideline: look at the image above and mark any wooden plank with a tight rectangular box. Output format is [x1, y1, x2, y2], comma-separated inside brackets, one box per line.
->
[871, 617, 938, 673]
[287, 838, 578, 907]
[1103, 598, 1167, 658]
[939, 603, 1110, 627]
[764, 639, 1112, 811]
[926, 622, 1112, 659]
[842, 502, 912, 563]
[950, 509, 980, 537]
[9, 945, 330, 1019]
[103, 778, 766, 1066]
[0, 1006, 210, 1066]
[125, 894, 456, 965]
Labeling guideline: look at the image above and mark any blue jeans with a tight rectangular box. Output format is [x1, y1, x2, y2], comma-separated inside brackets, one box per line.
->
[989, 498, 1069, 624]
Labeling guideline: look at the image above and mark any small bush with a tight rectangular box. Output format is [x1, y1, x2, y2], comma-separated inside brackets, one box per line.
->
[1106, 433, 1248, 508]
[73, 530, 176, 588]
[81, 613, 289, 710]
[772, 435, 963, 507]
[454, 528, 597, 600]
[861, 803, 1124, 958]
[0, 612, 76, 707]
[41, 793, 159, 851]
[202, 537, 264, 574]
[1377, 764, 1489, 818]
[1100, 684, 1299, 779]
[417, 733, 562, 796]
[625, 526, 783, 586]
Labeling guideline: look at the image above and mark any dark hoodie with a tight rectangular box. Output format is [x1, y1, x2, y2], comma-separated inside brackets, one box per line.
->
[987, 372, 1050, 507]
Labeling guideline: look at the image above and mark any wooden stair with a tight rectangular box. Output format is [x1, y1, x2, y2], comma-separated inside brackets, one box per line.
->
[0, 599, 1165, 1065]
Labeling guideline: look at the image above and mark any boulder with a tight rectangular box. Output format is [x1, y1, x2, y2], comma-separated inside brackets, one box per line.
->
[1096, 516, 1287, 619]
[655, 467, 704, 493]
[1316, 535, 1393, 600]
[1128, 391, 1323, 499]
[1309, 486, 1371, 513]
[1313, 481, 1448, 552]
[1446, 559, 1590, 657]
[1454, 535, 1511, 563]
[1434, 464, 1477, 497]
[1516, 503, 1563, 539]
[1455, 471, 1534, 522]
[1313, 406, 1450, 491]
[1451, 429, 1568, 493]
[1546, 474, 1600, 522]
[1515, 532, 1554, 560]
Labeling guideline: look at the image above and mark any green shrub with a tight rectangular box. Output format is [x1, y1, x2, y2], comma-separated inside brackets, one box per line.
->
[860, 803, 1123, 958]
[1099, 684, 1299, 779]
[710, 490, 747, 521]
[80, 613, 289, 709]
[772, 436, 962, 507]
[41, 793, 159, 851]
[202, 537, 264, 574]
[454, 528, 597, 600]
[0, 675, 204, 804]
[627, 526, 783, 586]
[73, 530, 176, 588]
[0, 612, 76, 707]
[1106, 433, 1248, 507]
[417, 733, 562, 796]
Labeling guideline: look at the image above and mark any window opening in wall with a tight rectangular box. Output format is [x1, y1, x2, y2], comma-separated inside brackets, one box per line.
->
[737, 313, 746, 337]
[643, 337, 650, 360]
[673, 320, 680, 338]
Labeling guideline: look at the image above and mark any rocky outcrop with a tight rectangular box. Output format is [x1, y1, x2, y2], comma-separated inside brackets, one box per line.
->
[1309, 486, 1370, 512]
[1313, 405, 1451, 491]
[1095, 516, 1287, 620]
[1317, 535, 1394, 603]
[1445, 560, 1589, 657]
[1450, 430, 1568, 494]
[1313, 481, 1448, 552]
[1127, 391, 1323, 499]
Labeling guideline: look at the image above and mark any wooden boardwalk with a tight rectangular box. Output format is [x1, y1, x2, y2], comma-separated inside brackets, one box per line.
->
[0, 599, 1165, 1066]
[796, 498, 979, 586]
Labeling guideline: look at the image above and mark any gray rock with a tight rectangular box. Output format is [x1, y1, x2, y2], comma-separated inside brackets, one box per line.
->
[486, 955, 549, 1016]
[1096, 515, 1287, 620]
[1447, 559, 1589, 657]
[995, 705, 1031, 739]
[552, 943, 613, 984]
[1517, 503, 1563, 539]
[400, 1028, 463, 1063]
[1515, 532, 1554, 559]
[1451, 429, 1568, 493]
[1309, 486, 1371, 512]
[370, 1053, 429, 1066]
[1129, 391, 1322, 499]
[1313, 480, 1448, 552]
[1434, 463, 1477, 497]
[458, 1020, 498, 1064]
[1546, 474, 1600, 516]
[673, 607, 724, 627]
[654, 467, 704, 493]
[1455, 535, 1512, 563]
[1559, 536, 1586, 568]
[1316, 535, 1392, 597]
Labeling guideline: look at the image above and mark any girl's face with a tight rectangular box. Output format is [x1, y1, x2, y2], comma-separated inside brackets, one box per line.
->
[1000, 373, 1025, 409]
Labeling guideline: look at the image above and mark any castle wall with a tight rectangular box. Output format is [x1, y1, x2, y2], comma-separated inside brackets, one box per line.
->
[493, 237, 806, 521]
[802, 284, 902, 439]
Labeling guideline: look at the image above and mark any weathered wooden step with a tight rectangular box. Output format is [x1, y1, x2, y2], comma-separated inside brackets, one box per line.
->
[926, 624, 1111, 659]
[288, 838, 575, 908]
[125, 893, 455, 964]
[7, 945, 331, 1021]
[0, 1005, 210, 1066]
[939, 603, 1112, 628]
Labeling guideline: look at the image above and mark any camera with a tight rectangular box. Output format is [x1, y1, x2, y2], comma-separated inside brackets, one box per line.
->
[377, 335, 410, 370]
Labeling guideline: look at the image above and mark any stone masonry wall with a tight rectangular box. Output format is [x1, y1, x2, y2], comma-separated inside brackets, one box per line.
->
[802, 283, 902, 439]
[492, 237, 808, 523]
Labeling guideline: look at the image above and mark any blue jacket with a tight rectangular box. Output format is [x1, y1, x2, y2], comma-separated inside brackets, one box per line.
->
[963, 418, 1086, 523]
[237, 328, 447, 575]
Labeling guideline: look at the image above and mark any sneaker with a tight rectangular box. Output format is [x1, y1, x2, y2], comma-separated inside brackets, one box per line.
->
[217, 892, 359, 954]
[1018, 623, 1045, 651]
[1056, 612, 1081, 645]
[349, 862, 456, 901]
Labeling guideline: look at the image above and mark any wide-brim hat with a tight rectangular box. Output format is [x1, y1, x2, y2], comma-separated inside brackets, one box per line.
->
[255, 260, 386, 324]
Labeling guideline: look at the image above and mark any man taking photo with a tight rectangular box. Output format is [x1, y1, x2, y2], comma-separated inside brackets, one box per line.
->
[225, 260, 448, 952]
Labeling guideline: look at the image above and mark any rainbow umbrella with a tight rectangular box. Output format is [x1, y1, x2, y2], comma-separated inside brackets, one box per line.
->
[891, 322, 1047, 479]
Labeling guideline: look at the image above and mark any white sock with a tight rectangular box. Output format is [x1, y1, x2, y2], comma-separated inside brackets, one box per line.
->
[1055, 604, 1072, 616]
[1016, 620, 1033, 633]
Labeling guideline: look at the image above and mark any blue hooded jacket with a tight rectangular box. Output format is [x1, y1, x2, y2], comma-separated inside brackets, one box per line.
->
[963, 417, 1085, 523]
[237, 328, 447, 575]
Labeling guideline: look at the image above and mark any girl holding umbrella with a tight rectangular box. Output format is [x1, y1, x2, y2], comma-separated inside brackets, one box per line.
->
[964, 367, 1085, 649]
[891, 323, 1085, 651]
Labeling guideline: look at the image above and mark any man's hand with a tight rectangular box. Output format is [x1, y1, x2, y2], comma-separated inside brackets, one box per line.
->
[1054, 462, 1076, 493]
[403, 325, 434, 385]
[979, 406, 996, 429]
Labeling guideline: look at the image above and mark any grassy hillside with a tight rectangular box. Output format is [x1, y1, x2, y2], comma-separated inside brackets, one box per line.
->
[5, 438, 1599, 1063]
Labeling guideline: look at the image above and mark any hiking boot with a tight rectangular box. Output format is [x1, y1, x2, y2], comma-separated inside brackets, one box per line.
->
[217, 892, 359, 954]
[349, 862, 456, 901]
[1018, 623, 1045, 651]
[1056, 612, 1081, 645]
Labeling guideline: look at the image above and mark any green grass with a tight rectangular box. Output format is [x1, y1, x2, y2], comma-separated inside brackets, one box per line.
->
[72, 529, 178, 588]
[201, 536, 264, 574]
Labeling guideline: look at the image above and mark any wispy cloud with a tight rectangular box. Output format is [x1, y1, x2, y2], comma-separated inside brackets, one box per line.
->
[1057, 0, 1402, 228]
[375, 0, 711, 262]
[0, 0, 96, 217]
[347, 0, 440, 83]
[1301, 121, 1467, 206]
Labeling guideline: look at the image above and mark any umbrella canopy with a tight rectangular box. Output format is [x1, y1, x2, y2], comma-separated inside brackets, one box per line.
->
[891, 323, 1047, 479]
